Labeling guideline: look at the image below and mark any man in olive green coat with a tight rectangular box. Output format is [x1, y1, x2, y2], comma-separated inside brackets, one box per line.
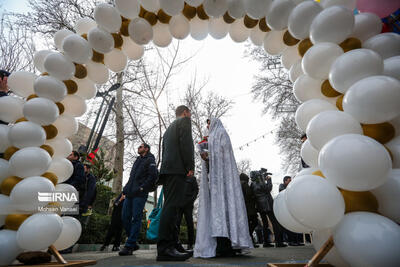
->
[157, 105, 195, 262]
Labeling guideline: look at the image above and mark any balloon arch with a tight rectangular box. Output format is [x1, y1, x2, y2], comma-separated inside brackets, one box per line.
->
[1, 0, 400, 265]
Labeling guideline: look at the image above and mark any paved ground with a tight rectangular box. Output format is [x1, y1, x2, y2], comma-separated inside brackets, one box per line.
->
[63, 245, 317, 267]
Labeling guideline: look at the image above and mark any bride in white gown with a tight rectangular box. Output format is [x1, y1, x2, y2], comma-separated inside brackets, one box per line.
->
[194, 118, 253, 258]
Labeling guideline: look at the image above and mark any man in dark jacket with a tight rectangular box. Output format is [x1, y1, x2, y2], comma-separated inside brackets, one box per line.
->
[279, 176, 292, 192]
[0, 70, 10, 126]
[65, 151, 85, 193]
[80, 164, 97, 214]
[240, 173, 259, 247]
[101, 193, 125, 252]
[176, 175, 199, 250]
[119, 143, 158, 256]
[250, 171, 286, 248]
[157, 105, 194, 262]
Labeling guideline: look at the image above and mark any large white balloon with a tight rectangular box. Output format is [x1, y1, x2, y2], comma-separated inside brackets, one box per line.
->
[138, 0, 160, 13]
[334, 212, 400, 267]
[293, 74, 324, 103]
[73, 77, 97, 100]
[48, 157, 74, 183]
[169, 14, 190, 40]
[190, 16, 209, 41]
[310, 6, 354, 44]
[203, 0, 228, 18]
[306, 110, 362, 151]
[33, 50, 53, 73]
[74, 17, 97, 35]
[343, 76, 400, 124]
[321, 0, 356, 10]
[85, 61, 109, 85]
[23, 97, 59, 125]
[208, 17, 230, 39]
[263, 30, 287, 55]
[122, 35, 145, 59]
[7, 71, 36, 98]
[61, 95, 87, 118]
[0, 125, 10, 153]
[313, 229, 350, 267]
[371, 169, 400, 223]
[302, 42, 343, 80]
[267, 0, 295, 31]
[34, 76, 67, 102]
[300, 140, 319, 168]
[128, 18, 153, 45]
[319, 134, 392, 191]
[55, 183, 78, 208]
[228, 0, 245, 19]
[0, 230, 23, 266]
[288, 1, 322, 40]
[352, 13, 382, 42]
[0, 159, 10, 183]
[115, 0, 140, 19]
[329, 49, 383, 94]
[17, 213, 63, 251]
[160, 0, 184, 16]
[94, 3, 122, 33]
[152, 23, 173, 47]
[286, 175, 345, 229]
[0, 96, 24, 123]
[363, 33, 400, 60]
[273, 190, 311, 233]
[295, 99, 337, 132]
[249, 26, 267, 46]
[45, 138, 73, 158]
[54, 29, 74, 51]
[9, 147, 52, 178]
[87, 27, 115, 54]
[281, 44, 301, 70]
[243, 0, 272, 20]
[186, 0, 204, 7]
[53, 114, 78, 138]
[9, 121, 46, 149]
[387, 136, 400, 168]
[62, 34, 93, 64]
[289, 59, 303, 83]
[383, 56, 400, 81]
[44, 53, 75, 81]
[104, 48, 128, 73]
[295, 167, 319, 177]
[229, 18, 250, 43]
[53, 216, 82, 250]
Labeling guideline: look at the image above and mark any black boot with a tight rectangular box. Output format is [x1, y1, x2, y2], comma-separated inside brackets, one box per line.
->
[176, 243, 193, 256]
[157, 247, 191, 261]
[118, 245, 139, 256]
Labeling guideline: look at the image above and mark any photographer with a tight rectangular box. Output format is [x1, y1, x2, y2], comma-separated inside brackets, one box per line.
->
[0, 70, 11, 125]
[250, 169, 286, 248]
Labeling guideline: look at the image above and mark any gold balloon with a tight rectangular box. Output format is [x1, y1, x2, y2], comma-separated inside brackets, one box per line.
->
[157, 9, 172, 24]
[196, 5, 209, 20]
[63, 80, 78, 94]
[340, 37, 362, 53]
[321, 80, 342, 98]
[143, 12, 158, 26]
[92, 50, 105, 64]
[312, 170, 326, 178]
[223, 12, 235, 24]
[362, 122, 395, 144]
[27, 94, 38, 101]
[120, 19, 131, 36]
[15, 117, 28, 123]
[339, 189, 379, 213]
[3, 146, 19, 160]
[283, 30, 300, 46]
[56, 102, 65, 115]
[81, 33, 88, 40]
[298, 38, 313, 57]
[42, 172, 58, 186]
[40, 72, 49, 76]
[42, 124, 58, 140]
[40, 144, 54, 157]
[336, 95, 344, 111]
[259, 18, 271, 32]
[0, 176, 23, 196]
[183, 4, 197, 20]
[4, 214, 30, 231]
[74, 64, 88, 79]
[139, 6, 147, 17]
[243, 15, 258, 28]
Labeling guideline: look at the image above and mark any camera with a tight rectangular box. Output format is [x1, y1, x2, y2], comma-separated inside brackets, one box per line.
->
[250, 168, 272, 181]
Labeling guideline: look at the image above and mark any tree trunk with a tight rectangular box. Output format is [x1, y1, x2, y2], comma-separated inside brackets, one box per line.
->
[113, 72, 124, 193]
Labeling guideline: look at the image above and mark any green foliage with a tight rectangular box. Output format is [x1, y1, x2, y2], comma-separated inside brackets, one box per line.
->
[78, 212, 110, 244]
[93, 184, 115, 215]
[89, 149, 116, 185]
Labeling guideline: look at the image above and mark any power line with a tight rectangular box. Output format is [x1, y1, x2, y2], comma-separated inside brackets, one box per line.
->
[235, 130, 274, 151]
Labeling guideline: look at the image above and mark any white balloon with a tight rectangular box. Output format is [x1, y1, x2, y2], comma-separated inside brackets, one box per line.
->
[87, 27, 115, 54]
[152, 22, 173, 47]
[352, 13, 382, 42]
[61, 95, 87, 118]
[85, 61, 109, 84]
[34, 76, 67, 102]
[48, 157, 74, 183]
[319, 134, 392, 191]
[286, 175, 345, 229]
[160, 0, 184, 16]
[33, 50, 53, 73]
[249, 26, 267, 46]
[334, 212, 400, 267]
[300, 140, 319, 168]
[115, 0, 140, 19]
[273, 190, 311, 233]
[229, 18, 250, 43]
[267, 0, 295, 31]
[343, 76, 400, 124]
[62, 34, 93, 64]
[243, 0, 272, 20]
[53, 114, 78, 138]
[8, 121, 46, 149]
[295, 167, 319, 177]
[74, 17, 97, 35]
[313, 228, 350, 267]
[310, 6, 354, 44]
[0, 230, 23, 266]
[390, 115, 400, 138]
[329, 49, 383, 94]
[23, 97, 59, 126]
[169, 14, 190, 40]
[7, 71, 36, 98]
[128, 17, 153, 45]
[228, 0, 245, 19]
[45, 138, 73, 158]
[203, 0, 228, 18]
[289, 59, 303, 83]
[185, 0, 203, 7]
[43, 53, 75, 81]
[302, 42, 343, 80]
[371, 169, 400, 223]
[54, 29, 74, 51]
[387, 136, 400, 168]
[306, 110, 362, 151]
[104, 48, 128, 72]
[0, 159, 10, 183]
[53, 216, 82, 250]
[122, 35, 145, 59]
[17, 213, 63, 251]
[9, 147, 52, 178]
[208, 17, 230, 39]
[295, 99, 337, 132]
[281, 44, 301, 70]
[363, 33, 400, 60]
[263, 30, 287, 55]
[293, 74, 325, 103]
[55, 183, 78, 208]
[383, 56, 400, 81]
[0, 125, 11, 153]
[138, 0, 160, 13]
[288, 0, 322, 40]
[190, 16, 209, 41]
[321, 0, 356, 10]
[73, 78, 97, 100]
[0, 96, 24, 123]
[94, 3, 122, 33]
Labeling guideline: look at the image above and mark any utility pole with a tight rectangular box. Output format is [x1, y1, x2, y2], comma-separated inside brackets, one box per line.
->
[112, 72, 124, 194]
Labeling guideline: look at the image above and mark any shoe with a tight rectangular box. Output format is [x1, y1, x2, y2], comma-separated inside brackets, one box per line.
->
[176, 243, 193, 256]
[112, 246, 120, 251]
[288, 242, 299, 246]
[156, 247, 191, 261]
[118, 245, 139, 256]
[275, 243, 288, 248]
[100, 245, 107, 251]
[187, 244, 193, 250]
[263, 243, 274, 248]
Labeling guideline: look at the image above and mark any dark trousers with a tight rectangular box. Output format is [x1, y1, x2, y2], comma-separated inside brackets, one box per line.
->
[260, 211, 283, 244]
[247, 214, 258, 243]
[103, 205, 123, 247]
[157, 174, 185, 254]
[122, 196, 147, 248]
[176, 203, 195, 246]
